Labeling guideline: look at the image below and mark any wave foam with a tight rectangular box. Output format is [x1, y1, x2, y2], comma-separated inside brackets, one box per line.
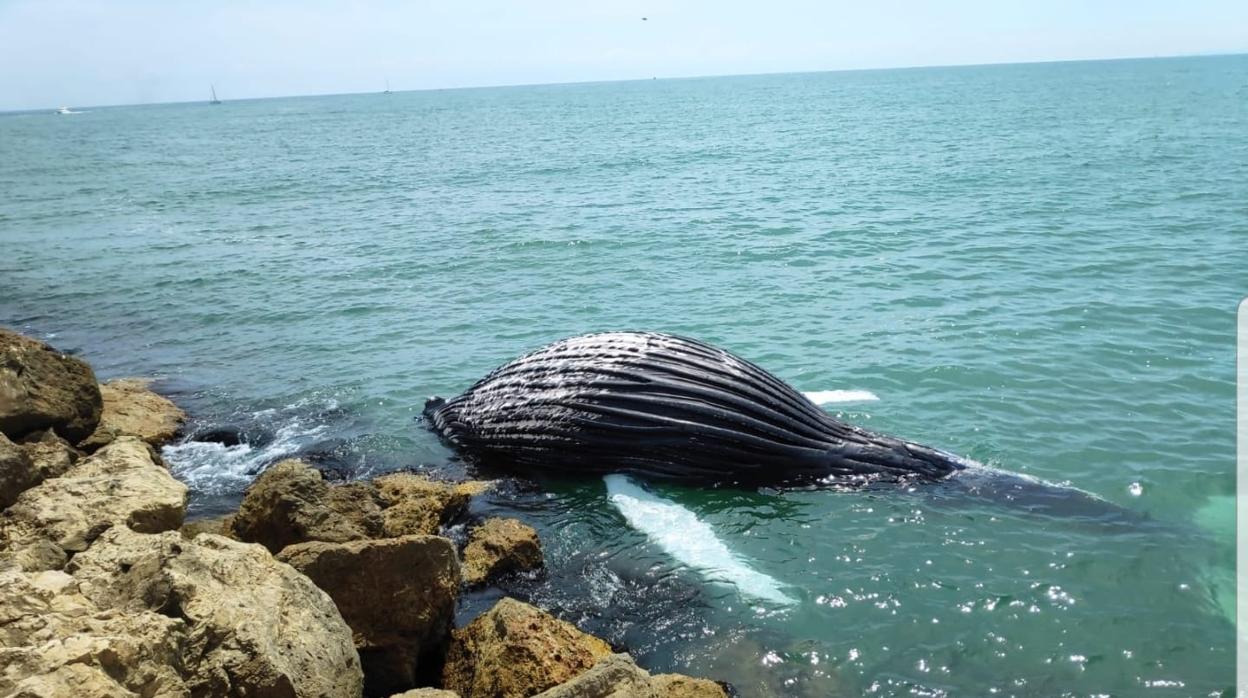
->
[604, 474, 795, 605]
[162, 399, 334, 495]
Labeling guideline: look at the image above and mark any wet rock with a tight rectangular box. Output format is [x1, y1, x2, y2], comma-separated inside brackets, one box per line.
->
[374, 472, 490, 537]
[442, 597, 612, 698]
[179, 513, 236, 540]
[0, 431, 40, 509]
[230, 459, 383, 553]
[0, 436, 187, 552]
[277, 534, 460, 696]
[68, 526, 364, 697]
[78, 378, 186, 451]
[461, 517, 544, 586]
[0, 328, 102, 443]
[0, 563, 189, 697]
[16, 429, 80, 481]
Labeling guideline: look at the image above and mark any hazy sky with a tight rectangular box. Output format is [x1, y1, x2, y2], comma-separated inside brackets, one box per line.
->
[1, 0, 1245, 111]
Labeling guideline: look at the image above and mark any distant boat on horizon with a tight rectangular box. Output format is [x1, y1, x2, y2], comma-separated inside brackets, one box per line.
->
[383, 79, 392, 94]
[209, 85, 221, 105]
[54, 106, 72, 115]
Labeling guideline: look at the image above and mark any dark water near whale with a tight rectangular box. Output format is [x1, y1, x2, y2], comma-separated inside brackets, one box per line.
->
[2, 55, 1244, 695]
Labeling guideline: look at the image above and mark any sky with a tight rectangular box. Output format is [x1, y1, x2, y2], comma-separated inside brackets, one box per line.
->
[1, 0, 1245, 111]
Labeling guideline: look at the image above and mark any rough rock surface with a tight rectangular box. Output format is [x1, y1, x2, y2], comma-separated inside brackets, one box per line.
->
[650, 673, 729, 698]
[230, 459, 382, 552]
[179, 513, 236, 540]
[68, 527, 365, 697]
[0, 563, 189, 698]
[390, 690, 461, 698]
[16, 429, 80, 481]
[0, 432, 40, 509]
[461, 517, 544, 586]
[79, 378, 186, 451]
[277, 535, 460, 696]
[374, 472, 490, 537]
[0, 436, 187, 553]
[0, 328, 102, 443]
[531, 654, 729, 698]
[442, 598, 612, 698]
[531, 654, 655, 697]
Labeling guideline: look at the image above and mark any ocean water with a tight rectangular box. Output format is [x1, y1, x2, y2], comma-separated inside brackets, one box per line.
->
[2, 55, 1244, 695]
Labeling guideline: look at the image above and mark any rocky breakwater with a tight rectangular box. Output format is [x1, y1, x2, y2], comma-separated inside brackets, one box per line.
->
[1, 327, 728, 697]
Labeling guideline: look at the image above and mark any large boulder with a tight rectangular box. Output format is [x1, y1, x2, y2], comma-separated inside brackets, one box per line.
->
[0, 328, 102, 443]
[277, 535, 460, 696]
[373, 472, 490, 537]
[531, 654, 729, 698]
[68, 527, 365, 697]
[230, 459, 383, 553]
[0, 563, 189, 697]
[442, 598, 612, 698]
[0, 436, 187, 553]
[79, 378, 186, 451]
[0, 432, 40, 509]
[461, 517, 544, 586]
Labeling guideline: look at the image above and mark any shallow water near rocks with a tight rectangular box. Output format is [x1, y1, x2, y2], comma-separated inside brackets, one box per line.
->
[2, 55, 1243, 695]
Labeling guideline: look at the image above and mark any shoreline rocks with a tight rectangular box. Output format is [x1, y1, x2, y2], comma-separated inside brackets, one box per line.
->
[0, 326, 729, 698]
[79, 377, 187, 451]
[461, 517, 544, 586]
[0, 328, 102, 444]
[442, 598, 613, 698]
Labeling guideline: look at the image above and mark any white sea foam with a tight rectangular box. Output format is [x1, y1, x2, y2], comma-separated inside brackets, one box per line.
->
[162, 403, 331, 494]
[603, 474, 795, 605]
[803, 389, 879, 405]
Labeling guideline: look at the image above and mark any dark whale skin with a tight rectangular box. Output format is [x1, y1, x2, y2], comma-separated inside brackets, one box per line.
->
[424, 331, 964, 486]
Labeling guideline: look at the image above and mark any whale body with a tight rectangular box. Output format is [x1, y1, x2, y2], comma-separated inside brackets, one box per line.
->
[425, 331, 965, 486]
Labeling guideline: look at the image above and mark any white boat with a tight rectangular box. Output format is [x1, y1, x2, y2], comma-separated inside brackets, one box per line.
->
[54, 106, 72, 115]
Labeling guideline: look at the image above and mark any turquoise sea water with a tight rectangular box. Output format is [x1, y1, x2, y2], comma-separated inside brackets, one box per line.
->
[2, 55, 1244, 695]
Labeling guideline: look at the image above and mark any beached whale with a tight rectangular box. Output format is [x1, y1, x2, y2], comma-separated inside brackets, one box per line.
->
[424, 331, 966, 486]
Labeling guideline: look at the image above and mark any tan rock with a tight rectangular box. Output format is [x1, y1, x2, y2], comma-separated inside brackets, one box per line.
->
[17, 429, 80, 481]
[0, 436, 187, 552]
[530, 654, 728, 698]
[651, 673, 728, 697]
[0, 431, 40, 509]
[461, 517, 544, 586]
[277, 535, 460, 696]
[68, 527, 364, 697]
[230, 459, 382, 553]
[0, 328, 102, 443]
[79, 378, 186, 451]
[374, 472, 489, 537]
[531, 654, 657, 698]
[390, 690, 461, 698]
[179, 513, 236, 539]
[442, 597, 612, 698]
[0, 562, 189, 698]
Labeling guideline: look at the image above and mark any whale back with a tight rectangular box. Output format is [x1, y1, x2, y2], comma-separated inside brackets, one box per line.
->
[425, 332, 959, 485]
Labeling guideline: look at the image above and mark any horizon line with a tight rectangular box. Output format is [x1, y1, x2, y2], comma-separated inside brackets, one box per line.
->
[4, 49, 1244, 114]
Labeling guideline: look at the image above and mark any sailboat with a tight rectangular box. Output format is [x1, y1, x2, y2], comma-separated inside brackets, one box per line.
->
[209, 85, 222, 105]
[383, 79, 392, 94]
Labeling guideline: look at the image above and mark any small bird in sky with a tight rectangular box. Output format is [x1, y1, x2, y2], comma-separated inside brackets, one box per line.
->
[641, 17, 648, 21]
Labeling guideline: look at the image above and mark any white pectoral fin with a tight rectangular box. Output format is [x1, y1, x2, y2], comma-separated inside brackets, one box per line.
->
[604, 474, 795, 605]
